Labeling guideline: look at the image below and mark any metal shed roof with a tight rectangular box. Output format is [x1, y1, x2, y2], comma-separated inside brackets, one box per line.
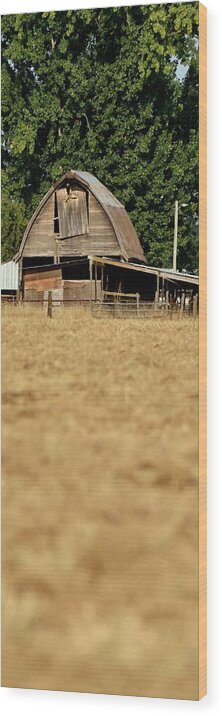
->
[22, 255, 199, 287]
[90, 256, 199, 286]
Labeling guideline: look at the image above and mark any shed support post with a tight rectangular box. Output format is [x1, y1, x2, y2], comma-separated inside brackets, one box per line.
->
[193, 293, 198, 318]
[156, 273, 160, 302]
[180, 290, 185, 315]
[47, 291, 52, 318]
[89, 257, 93, 304]
[162, 277, 165, 301]
[95, 261, 98, 302]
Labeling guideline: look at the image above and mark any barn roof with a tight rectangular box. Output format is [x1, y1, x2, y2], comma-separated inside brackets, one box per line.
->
[16, 171, 145, 263]
[76, 171, 123, 208]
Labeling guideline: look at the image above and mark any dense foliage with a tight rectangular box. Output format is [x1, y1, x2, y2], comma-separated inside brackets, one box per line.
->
[1, 3, 199, 270]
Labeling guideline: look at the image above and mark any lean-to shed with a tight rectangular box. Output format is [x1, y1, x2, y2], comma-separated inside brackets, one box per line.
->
[17, 171, 145, 270]
[1, 259, 18, 294]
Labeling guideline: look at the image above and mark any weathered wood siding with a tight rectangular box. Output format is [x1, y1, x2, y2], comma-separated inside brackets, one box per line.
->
[23, 191, 120, 258]
[23, 267, 62, 291]
[57, 187, 89, 237]
[24, 277, 100, 302]
[25, 289, 44, 302]
[63, 279, 100, 300]
[23, 194, 56, 257]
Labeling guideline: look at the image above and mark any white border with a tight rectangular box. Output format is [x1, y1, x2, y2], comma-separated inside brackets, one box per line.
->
[1, 1, 222, 714]
[0, 0, 207, 13]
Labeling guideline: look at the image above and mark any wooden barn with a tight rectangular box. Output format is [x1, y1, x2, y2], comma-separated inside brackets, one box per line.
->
[2, 169, 198, 309]
[17, 169, 144, 266]
[13, 169, 148, 302]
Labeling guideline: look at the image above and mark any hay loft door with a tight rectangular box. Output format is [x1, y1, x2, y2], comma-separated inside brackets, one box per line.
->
[56, 185, 89, 238]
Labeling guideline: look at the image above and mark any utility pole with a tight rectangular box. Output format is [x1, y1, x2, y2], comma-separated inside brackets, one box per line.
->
[173, 200, 178, 272]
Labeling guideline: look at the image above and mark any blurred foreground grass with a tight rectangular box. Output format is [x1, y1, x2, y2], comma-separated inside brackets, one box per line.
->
[2, 305, 199, 698]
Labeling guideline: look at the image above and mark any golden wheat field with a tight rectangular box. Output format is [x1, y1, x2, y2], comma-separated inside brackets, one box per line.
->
[2, 305, 199, 699]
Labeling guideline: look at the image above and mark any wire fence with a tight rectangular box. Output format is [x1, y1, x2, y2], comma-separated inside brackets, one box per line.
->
[91, 299, 198, 319]
[1, 292, 198, 319]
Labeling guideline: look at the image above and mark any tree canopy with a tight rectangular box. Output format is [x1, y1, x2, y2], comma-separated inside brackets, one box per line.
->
[1, 3, 199, 270]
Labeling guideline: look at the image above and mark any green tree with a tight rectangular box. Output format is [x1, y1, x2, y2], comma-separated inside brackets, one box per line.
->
[1, 3, 199, 272]
[1, 173, 27, 261]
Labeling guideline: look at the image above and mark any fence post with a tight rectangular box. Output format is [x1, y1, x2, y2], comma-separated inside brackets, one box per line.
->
[136, 293, 140, 315]
[188, 295, 191, 315]
[193, 293, 198, 318]
[180, 290, 185, 315]
[47, 291, 52, 318]
[169, 302, 173, 320]
[166, 290, 169, 315]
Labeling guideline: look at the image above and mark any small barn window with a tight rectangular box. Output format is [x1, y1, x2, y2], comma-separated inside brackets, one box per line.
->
[55, 184, 89, 238]
[54, 193, 60, 234]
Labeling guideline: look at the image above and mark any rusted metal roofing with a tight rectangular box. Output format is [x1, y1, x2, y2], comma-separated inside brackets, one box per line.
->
[1, 259, 18, 290]
[16, 171, 146, 263]
[74, 172, 145, 260]
[76, 171, 124, 208]
[107, 206, 145, 263]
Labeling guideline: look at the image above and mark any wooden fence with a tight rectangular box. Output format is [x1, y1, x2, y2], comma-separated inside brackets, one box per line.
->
[1, 289, 198, 319]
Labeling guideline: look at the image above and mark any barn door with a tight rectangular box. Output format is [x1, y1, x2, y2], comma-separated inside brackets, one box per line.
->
[56, 186, 88, 238]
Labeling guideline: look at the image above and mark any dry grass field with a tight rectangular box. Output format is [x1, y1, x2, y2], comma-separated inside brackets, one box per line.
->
[2, 305, 199, 699]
